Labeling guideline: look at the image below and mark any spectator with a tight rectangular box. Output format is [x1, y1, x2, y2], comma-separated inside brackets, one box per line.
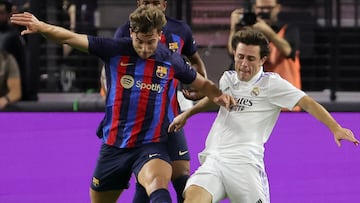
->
[0, 0, 34, 100]
[228, 0, 301, 90]
[0, 51, 21, 109]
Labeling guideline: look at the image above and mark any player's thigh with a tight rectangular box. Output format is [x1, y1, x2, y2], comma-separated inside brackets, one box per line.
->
[89, 189, 123, 203]
[90, 144, 132, 192]
[171, 160, 190, 179]
[185, 157, 226, 202]
[167, 128, 190, 161]
[168, 128, 191, 178]
[224, 164, 270, 203]
[134, 143, 172, 192]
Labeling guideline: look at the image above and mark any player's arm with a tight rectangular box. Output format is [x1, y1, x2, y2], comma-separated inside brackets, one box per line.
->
[168, 96, 214, 132]
[187, 52, 207, 78]
[182, 52, 207, 101]
[10, 12, 89, 53]
[189, 73, 235, 109]
[297, 95, 359, 147]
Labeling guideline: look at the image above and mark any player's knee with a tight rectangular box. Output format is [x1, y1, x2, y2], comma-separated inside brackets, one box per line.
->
[145, 175, 171, 193]
[184, 185, 212, 203]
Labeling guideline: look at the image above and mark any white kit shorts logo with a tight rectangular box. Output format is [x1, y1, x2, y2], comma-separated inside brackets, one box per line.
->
[120, 75, 135, 89]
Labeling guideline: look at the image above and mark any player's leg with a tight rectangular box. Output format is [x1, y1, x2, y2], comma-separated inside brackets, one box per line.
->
[132, 181, 149, 203]
[132, 128, 191, 203]
[90, 190, 123, 203]
[168, 128, 191, 203]
[171, 160, 190, 203]
[224, 163, 270, 203]
[134, 142, 173, 203]
[184, 185, 212, 203]
[184, 156, 226, 203]
[132, 160, 189, 203]
[90, 144, 132, 203]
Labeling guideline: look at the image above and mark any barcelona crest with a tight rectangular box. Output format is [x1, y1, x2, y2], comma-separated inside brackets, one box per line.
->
[168, 42, 179, 52]
[156, 66, 168, 78]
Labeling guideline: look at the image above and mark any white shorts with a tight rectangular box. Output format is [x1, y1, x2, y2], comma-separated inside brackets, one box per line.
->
[185, 156, 270, 203]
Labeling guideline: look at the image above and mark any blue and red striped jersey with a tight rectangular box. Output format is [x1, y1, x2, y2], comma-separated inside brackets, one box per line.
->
[114, 16, 198, 56]
[89, 36, 197, 148]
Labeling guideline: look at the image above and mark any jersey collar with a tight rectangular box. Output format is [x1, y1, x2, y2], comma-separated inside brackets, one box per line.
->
[235, 68, 264, 86]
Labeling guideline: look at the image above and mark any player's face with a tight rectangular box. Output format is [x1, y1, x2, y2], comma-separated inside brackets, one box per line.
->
[131, 29, 161, 59]
[137, 0, 167, 12]
[233, 43, 266, 82]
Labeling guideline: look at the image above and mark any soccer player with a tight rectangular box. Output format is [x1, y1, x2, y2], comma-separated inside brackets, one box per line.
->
[168, 28, 359, 203]
[104, 1, 207, 202]
[11, 6, 235, 203]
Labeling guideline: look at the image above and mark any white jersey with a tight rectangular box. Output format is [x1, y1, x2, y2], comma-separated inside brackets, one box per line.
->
[199, 69, 306, 168]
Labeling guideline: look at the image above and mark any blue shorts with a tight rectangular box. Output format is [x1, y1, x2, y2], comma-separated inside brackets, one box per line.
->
[97, 117, 190, 162]
[90, 142, 171, 191]
[167, 128, 190, 161]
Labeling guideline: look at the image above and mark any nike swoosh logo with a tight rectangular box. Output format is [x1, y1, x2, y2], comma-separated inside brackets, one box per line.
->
[149, 153, 160, 158]
[178, 150, 188, 156]
[120, 62, 135, 66]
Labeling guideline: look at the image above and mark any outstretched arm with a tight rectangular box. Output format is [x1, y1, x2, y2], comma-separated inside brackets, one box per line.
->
[297, 95, 359, 147]
[168, 96, 215, 132]
[11, 12, 89, 52]
[190, 73, 235, 110]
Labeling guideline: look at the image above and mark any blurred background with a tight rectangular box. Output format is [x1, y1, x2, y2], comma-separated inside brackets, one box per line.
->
[3, 0, 360, 111]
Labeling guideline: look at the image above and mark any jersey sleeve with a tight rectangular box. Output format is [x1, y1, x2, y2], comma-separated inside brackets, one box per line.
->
[268, 74, 306, 110]
[88, 36, 129, 62]
[179, 22, 198, 57]
[171, 52, 197, 84]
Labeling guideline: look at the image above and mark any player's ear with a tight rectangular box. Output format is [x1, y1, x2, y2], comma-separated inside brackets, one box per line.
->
[260, 56, 268, 65]
[129, 28, 133, 38]
[158, 31, 163, 40]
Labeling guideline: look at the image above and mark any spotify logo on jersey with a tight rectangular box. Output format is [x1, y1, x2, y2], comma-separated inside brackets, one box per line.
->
[120, 75, 135, 89]
[120, 75, 163, 93]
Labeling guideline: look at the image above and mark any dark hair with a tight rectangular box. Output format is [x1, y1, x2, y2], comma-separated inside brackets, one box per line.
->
[231, 27, 270, 58]
[0, 0, 12, 13]
[129, 5, 166, 33]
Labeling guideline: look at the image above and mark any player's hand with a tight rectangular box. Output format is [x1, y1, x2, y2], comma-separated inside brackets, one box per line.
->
[213, 93, 236, 111]
[10, 12, 41, 35]
[182, 88, 205, 101]
[333, 127, 359, 147]
[168, 113, 188, 133]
